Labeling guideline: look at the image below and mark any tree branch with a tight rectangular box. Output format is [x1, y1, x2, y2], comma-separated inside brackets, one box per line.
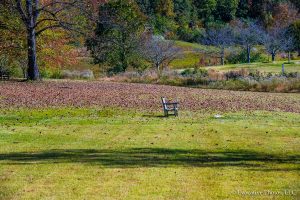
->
[35, 25, 62, 36]
[15, 0, 28, 25]
[34, 18, 59, 28]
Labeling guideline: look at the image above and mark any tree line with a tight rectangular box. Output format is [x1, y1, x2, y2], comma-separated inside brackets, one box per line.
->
[87, 0, 300, 74]
[0, 0, 300, 80]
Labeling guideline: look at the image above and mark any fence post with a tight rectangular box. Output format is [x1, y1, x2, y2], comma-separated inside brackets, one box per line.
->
[282, 63, 285, 74]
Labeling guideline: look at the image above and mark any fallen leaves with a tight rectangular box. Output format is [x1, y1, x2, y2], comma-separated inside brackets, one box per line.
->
[0, 80, 299, 113]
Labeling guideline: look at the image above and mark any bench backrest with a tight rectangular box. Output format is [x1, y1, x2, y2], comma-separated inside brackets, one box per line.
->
[161, 97, 168, 110]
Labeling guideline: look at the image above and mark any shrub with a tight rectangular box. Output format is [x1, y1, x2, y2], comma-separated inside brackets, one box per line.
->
[181, 68, 208, 77]
[0, 56, 11, 76]
[207, 69, 226, 81]
[50, 70, 63, 79]
[225, 69, 249, 80]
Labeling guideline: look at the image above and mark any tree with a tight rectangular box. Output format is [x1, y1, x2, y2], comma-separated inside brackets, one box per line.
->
[236, 0, 250, 18]
[173, 0, 193, 25]
[193, 0, 217, 23]
[3, 0, 92, 80]
[214, 0, 239, 22]
[87, 0, 145, 74]
[272, 2, 299, 28]
[140, 36, 180, 75]
[0, 3, 27, 66]
[261, 25, 287, 62]
[249, 0, 276, 26]
[281, 35, 294, 63]
[203, 25, 233, 65]
[289, 20, 300, 56]
[290, 0, 300, 11]
[135, 0, 154, 15]
[156, 0, 175, 17]
[233, 20, 264, 63]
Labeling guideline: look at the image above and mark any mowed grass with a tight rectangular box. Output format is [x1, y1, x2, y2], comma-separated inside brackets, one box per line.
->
[171, 52, 200, 69]
[205, 61, 300, 73]
[172, 41, 300, 73]
[0, 108, 299, 199]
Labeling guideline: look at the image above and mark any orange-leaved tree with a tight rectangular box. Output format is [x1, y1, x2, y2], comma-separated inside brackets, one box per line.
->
[1, 0, 95, 80]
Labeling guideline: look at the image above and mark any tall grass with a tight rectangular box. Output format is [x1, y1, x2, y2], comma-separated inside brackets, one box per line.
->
[113, 68, 300, 93]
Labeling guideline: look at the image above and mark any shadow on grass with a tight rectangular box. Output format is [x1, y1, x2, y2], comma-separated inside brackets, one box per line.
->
[142, 114, 166, 118]
[0, 148, 299, 170]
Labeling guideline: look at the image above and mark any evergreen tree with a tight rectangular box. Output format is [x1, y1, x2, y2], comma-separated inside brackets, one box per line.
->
[173, 0, 193, 25]
[214, 0, 239, 22]
[193, 0, 217, 24]
[236, 0, 251, 18]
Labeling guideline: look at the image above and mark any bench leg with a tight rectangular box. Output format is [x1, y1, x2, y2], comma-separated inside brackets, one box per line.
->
[163, 110, 168, 117]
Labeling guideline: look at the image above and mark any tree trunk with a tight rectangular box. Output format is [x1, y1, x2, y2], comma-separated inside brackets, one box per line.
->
[220, 48, 225, 66]
[271, 52, 276, 62]
[27, 28, 40, 80]
[288, 51, 291, 63]
[247, 45, 251, 63]
[156, 63, 161, 77]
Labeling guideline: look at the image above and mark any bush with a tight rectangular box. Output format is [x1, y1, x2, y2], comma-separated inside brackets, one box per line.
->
[225, 69, 249, 80]
[0, 56, 11, 76]
[181, 68, 208, 77]
[50, 70, 63, 79]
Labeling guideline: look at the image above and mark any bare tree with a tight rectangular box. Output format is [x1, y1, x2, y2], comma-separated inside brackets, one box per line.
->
[3, 0, 93, 80]
[233, 20, 264, 63]
[203, 26, 234, 66]
[262, 25, 288, 62]
[140, 36, 180, 75]
[281, 34, 295, 63]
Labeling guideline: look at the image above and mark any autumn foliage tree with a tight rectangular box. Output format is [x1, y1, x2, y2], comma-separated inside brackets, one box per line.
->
[1, 0, 93, 80]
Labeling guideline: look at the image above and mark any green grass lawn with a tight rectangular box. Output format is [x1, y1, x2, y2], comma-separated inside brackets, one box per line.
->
[171, 41, 300, 73]
[0, 108, 299, 199]
[205, 61, 300, 73]
[171, 52, 200, 69]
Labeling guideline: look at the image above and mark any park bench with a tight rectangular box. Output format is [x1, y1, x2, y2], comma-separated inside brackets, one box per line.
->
[0, 65, 10, 80]
[0, 71, 10, 81]
[161, 97, 179, 117]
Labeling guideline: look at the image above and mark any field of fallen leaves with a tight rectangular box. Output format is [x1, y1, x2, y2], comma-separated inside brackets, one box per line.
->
[0, 80, 300, 112]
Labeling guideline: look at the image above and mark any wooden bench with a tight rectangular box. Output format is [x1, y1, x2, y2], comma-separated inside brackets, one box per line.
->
[161, 97, 179, 117]
[0, 72, 10, 80]
[0, 67, 10, 80]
